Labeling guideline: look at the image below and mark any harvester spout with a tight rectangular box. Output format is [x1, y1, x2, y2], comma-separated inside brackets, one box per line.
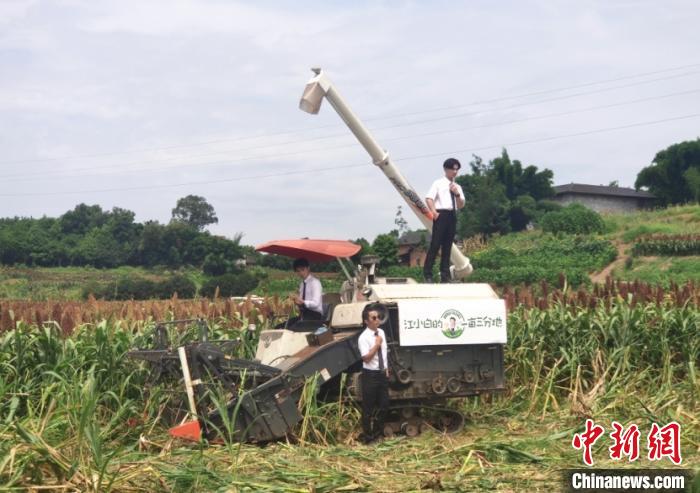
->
[299, 68, 472, 279]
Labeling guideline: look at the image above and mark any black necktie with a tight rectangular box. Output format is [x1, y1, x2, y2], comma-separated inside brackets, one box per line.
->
[302, 280, 306, 300]
[377, 335, 385, 370]
[450, 182, 456, 210]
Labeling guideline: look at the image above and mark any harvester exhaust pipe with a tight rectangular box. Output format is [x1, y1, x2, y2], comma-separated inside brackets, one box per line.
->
[299, 68, 472, 279]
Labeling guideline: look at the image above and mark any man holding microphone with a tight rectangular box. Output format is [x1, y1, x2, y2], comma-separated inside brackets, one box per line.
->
[357, 303, 390, 444]
[423, 158, 465, 283]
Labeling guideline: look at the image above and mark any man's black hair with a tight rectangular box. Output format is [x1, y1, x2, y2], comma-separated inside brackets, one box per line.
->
[443, 157, 461, 170]
[292, 257, 310, 270]
[362, 302, 385, 324]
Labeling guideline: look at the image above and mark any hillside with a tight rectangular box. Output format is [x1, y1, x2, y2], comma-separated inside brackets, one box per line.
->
[0, 205, 698, 301]
[460, 204, 700, 288]
[600, 204, 700, 285]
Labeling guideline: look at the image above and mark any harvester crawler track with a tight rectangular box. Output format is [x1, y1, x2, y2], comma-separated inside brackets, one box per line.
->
[382, 403, 464, 438]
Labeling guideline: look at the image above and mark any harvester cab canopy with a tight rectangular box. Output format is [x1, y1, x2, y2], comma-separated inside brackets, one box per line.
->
[255, 239, 360, 262]
[256, 238, 361, 289]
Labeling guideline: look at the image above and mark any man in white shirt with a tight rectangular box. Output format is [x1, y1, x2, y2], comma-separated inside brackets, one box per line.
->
[357, 303, 390, 444]
[423, 158, 465, 283]
[292, 257, 324, 321]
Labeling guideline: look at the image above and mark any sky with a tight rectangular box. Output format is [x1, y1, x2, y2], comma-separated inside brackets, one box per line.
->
[1, 0, 699, 245]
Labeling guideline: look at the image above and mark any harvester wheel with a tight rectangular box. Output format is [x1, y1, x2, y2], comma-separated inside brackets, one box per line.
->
[403, 422, 419, 437]
[383, 424, 395, 438]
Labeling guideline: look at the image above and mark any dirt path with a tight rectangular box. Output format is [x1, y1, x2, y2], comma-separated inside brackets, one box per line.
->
[590, 241, 628, 284]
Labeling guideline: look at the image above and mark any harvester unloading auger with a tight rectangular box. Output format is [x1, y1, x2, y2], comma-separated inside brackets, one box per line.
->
[128, 69, 506, 443]
[300, 68, 473, 280]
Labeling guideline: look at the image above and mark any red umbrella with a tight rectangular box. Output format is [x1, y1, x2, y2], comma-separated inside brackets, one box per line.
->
[255, 239, 361, 263]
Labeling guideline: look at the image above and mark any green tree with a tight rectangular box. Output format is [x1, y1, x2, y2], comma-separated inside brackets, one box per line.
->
[684, 167, 700, 202]
[350, 237, 373, 265]
[456, 151, 554, 237]
[171, 195, 219, 231]
[457, 157, 511, 237]
[635, 139, 700, 205]
[490, 149, 554, 201]
[372, 234, 398, 267]
[137, 221, 167, 266]
[59, 204, 109, 235]
[540, 203, 605, 235]
[75, 228, 122, 268]
[508, 194, 538, 231]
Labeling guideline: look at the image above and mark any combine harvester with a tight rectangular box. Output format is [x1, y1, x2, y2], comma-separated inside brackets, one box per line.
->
[129, 69, 507, 442]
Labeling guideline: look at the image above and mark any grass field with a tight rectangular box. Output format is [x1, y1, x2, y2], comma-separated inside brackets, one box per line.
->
[0, 265, 205, 301]
[603, 204, 700, 242]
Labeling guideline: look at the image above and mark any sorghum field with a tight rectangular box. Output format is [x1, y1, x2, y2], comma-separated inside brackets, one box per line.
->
[0, 281, 698, 491]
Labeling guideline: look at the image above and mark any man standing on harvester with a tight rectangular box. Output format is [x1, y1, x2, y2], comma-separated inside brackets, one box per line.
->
[423, 158, 465, 283]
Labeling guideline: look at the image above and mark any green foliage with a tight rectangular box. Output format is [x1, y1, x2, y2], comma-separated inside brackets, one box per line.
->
[620, 224, 678, 243]
[469, 234, 616, 286]
[383, 265, 423, 278]
[632, 235, 700, 256]
[0, 203, 242, 270]
[372, 234, 398, 267]
[257, 253, 292, 270]
[252, 271, 343, 298]
[612, 256, 700, 286]
[603, 204, 700, 240]
[202, 253, 233, 276]
[0, 297, 696, 490]
[59, 203, 110, 235]
[534, 199, 562, 214]
[200, 272, 260, 298]
[507, 300, 698, 418]
[350, 237, 373, 265]
[458, 171, 511, 237]
[508, 194, 538, 232]
[684, 166, 700, 202]
[82, 274, 196, 300]
[170, 195, 219, 231]
[456, 150, 555, 236]
[540, 203, 605, 235]
[635, 138, 700, 205]
[156, 274, 197, 298]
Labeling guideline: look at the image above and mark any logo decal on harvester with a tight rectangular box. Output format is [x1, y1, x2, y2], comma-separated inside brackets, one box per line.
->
[440, 309, 465, 339]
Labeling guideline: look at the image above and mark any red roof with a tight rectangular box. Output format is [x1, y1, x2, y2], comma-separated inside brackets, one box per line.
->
[255, 239, 361, 262]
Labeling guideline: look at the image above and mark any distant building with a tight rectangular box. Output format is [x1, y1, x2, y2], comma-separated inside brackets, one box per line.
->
[553, 183, 656, 213]
[397, 230, 430, 267]
[234, 254, 257, 268]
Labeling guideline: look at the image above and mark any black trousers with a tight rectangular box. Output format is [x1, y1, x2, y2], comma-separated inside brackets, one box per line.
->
[274, 308, 324, 329]
[361, 369, 389, 438]
[423, 209, 457, 282]
[300, 306, 324, 321]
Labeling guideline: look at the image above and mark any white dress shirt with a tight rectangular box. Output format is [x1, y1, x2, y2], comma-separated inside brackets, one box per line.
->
[299, 274, 323, 315]
[358, 327, 388, 371]
[426, 177, 465, 210]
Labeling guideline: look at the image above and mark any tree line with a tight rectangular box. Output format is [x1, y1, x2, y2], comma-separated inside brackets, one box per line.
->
[0, 196, 243, 269]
